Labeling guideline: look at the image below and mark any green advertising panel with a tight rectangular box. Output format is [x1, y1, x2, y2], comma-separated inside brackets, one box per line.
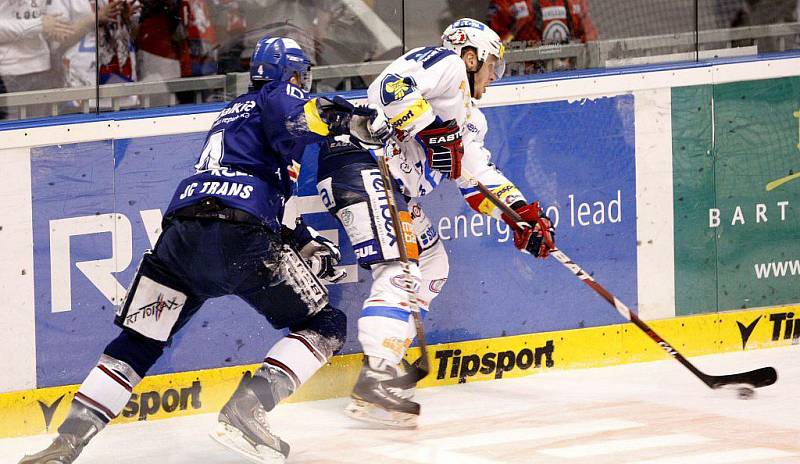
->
[672, 85, 716, 315]
[673, 77, 800, 315]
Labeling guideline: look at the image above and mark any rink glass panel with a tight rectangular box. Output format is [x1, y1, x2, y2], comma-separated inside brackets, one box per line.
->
[30, 96, 637, 388]
[4, 1, 800, 122]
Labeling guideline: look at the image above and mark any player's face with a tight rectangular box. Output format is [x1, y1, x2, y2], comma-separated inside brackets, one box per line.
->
[471, 54, 499, 100]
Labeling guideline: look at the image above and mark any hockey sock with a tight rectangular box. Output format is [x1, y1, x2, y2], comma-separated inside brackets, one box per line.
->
[263, 332, 328, 387]
[69, 354, 142, 424]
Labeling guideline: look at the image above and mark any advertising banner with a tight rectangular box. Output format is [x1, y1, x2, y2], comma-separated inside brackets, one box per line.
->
[673, 77, 800, 314]
[31, 96, 638, 388]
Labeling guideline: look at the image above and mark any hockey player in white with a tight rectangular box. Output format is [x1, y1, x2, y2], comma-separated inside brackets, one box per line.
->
[316, 18, 555, 429]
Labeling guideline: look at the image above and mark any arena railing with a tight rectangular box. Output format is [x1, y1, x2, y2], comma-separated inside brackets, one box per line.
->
[1, 22, 797, 121]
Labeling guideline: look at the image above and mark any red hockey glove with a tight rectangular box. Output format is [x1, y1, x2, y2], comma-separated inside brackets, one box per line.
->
[501, 201, 555, 258]
[417, 120, 464, 179]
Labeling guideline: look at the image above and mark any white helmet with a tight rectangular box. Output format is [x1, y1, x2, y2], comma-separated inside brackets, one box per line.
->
[441, 18, 506, 80]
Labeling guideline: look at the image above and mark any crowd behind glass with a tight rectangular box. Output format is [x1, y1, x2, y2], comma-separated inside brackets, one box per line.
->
[0, 0, 798, 120]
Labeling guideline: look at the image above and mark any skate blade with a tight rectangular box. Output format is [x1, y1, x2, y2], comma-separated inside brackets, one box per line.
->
[344, 399, 418, 430]
[210, 421, 287, 464]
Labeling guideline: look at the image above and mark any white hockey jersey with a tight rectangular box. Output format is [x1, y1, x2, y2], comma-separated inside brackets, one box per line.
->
[367, 46, 526, 219]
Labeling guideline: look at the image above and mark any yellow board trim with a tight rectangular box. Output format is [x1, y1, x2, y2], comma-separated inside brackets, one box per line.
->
[1, 305, 795, 438]
[303, 99, 330, 136]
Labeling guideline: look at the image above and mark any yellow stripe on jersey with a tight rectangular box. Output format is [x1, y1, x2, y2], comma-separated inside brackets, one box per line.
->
[476, 183, 524, 216]
[303, 99, 330, 136]
[389, 98, 432, 131]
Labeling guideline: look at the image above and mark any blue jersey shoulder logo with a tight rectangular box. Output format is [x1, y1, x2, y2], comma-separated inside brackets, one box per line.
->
[380, 73, 415, 106]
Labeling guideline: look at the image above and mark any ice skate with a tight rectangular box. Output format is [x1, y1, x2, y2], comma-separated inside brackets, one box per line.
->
[19, 402, 104, 464]
[210, 373, 291, 464]
[18, 434, 84, 464]
[344, 357, 420, 429]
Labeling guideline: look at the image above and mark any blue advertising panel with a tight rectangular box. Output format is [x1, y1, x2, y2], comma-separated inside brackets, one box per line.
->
[32, 95, 636, 388]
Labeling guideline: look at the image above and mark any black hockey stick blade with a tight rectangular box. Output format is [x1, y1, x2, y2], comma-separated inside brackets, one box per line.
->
[703, 366, 777, 389]
[410, 356, 430, 381]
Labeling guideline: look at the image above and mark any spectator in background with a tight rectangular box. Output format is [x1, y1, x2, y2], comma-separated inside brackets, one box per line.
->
[136, 0, 230, 105]
[488, 0, 595, 74]
[211, 0, 248, 74]
[0, 76, 6, 119]
[48, 0, 141, 111]
[179, 0, 218, 80]
[0, 0, 74, 119]
[571, 0, 597, 41]
[136, 0, 181, 105]
[715, 0, 798, 50]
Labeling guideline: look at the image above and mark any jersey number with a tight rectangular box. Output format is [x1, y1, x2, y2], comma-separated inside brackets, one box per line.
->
[195, 130, 225, 171]
[406, 47, 451, 69]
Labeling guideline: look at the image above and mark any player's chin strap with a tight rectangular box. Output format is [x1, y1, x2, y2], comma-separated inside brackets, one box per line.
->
[457, 166, 778, 391]
[371, 141, 430, 381]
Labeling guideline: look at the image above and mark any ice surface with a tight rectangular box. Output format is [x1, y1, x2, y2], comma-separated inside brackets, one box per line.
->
[2, 345, 797, 464]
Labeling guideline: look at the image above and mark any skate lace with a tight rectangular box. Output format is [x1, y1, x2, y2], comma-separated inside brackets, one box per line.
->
[253, 405, 272, 432]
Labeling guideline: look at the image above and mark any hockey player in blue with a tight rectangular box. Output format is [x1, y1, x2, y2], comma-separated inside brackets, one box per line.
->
[19, 37, 391, 464]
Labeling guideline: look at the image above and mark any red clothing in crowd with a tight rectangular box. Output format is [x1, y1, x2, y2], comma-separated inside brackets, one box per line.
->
[488, 0, 597, 45]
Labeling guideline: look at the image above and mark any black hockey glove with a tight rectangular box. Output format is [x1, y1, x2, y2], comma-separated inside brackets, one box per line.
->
[299, 229, 347, 283]
[417, 119, 464, 179]
[317, 96, 391, 150]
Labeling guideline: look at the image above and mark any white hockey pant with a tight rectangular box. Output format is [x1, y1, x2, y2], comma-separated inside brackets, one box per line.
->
[359, 240, 449, 364]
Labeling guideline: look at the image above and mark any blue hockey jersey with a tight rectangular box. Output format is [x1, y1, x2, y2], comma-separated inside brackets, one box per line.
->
[165, 81, 332, 232]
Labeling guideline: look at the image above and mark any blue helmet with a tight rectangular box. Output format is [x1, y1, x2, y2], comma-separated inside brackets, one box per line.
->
[250, 37, 312, 91]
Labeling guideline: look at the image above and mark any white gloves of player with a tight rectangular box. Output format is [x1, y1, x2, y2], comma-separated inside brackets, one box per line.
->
[300, 231, 347, 283]
[349, 104, 393, 150]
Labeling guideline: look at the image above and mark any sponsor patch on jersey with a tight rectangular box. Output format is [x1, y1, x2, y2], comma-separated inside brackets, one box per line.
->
[363, 169, 398, 260]
[416, 223, 438, 250]
[388, 98, 431, 131]
[477, 183, 524, 215]
[398, 210, 420, 260]
[353, 239, 382, 264]
[336, 202, 373, 245]
[317, 177, 335, 210]
[380, 73, 416, 105]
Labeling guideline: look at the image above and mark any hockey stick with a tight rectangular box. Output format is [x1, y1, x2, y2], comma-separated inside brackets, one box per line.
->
[460, 167, 777, 390]
[372, 144, 430, 380]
